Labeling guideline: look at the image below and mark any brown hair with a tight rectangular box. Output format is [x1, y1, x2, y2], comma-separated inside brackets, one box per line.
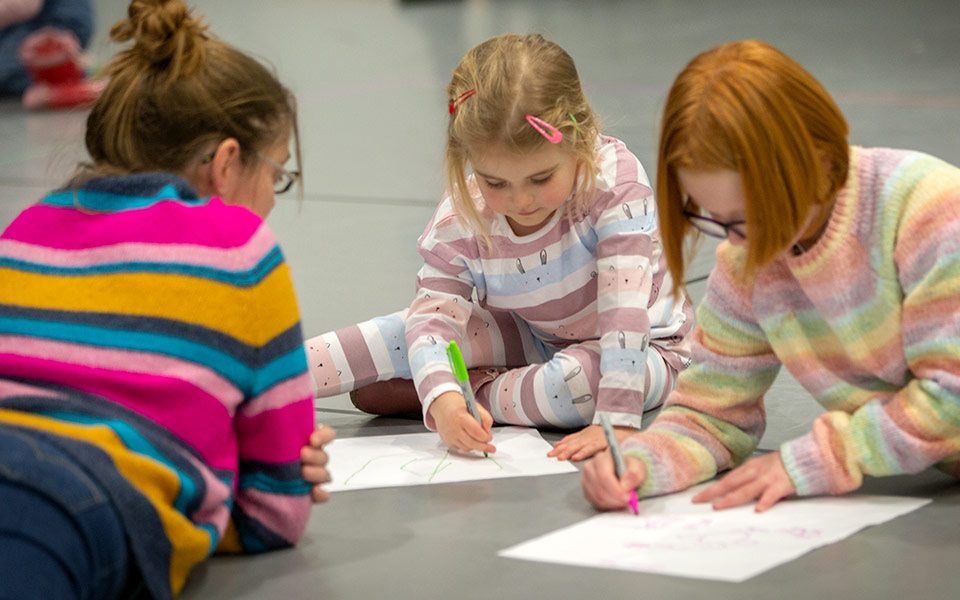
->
[445, 33, 600, 245]
[82, 0, 300, 186]
[657, 39, 849, 293]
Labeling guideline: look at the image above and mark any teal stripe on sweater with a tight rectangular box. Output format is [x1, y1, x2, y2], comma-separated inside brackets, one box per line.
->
[0, 246, 284, 288]
[1, 316, 253, 388]
[42, 411, 201, 515]
[238, 472, 312, 495]
[42, 185, 205, 212]
[2, 316, 307, 397]
[251, 347, 309, 397]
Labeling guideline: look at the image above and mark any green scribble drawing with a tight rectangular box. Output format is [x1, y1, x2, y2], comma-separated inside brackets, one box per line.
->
[344, 450, 504, 486]
[341, 452, 408, 486]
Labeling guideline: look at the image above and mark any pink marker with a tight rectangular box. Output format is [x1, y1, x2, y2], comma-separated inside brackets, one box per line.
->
[599, 413, 639, 516]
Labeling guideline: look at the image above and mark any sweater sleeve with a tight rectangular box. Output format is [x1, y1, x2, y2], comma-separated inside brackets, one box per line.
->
[591, 181, 661, 428]
[780, 161, 960, 496]
[223, 234, 315, 553]
[404, 206, 478, 428]
[622, 244, 781, 497]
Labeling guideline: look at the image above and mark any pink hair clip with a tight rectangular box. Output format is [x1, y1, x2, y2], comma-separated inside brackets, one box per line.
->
[525, 114, 563, 144]
[449, 89, 477, 114]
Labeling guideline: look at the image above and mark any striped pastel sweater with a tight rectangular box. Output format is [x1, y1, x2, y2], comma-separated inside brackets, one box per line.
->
[407, 136, 693, 427]
[624, 146, 960, 497]
[0, 174, 314, 599]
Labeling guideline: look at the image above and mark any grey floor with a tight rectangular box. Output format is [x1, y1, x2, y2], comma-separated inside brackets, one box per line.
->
[2, 1, 959, 598]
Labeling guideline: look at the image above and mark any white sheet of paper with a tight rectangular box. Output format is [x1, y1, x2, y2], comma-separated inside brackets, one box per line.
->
[499, 486, 930, 582]
[325, 426, 577, 491]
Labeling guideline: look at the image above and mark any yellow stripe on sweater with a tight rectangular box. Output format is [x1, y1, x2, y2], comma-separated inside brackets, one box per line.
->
[0, 264, 299, 346]
[0, 410, 210, 595]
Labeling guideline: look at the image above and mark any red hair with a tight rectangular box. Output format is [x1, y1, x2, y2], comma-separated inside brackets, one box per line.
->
[657, 40, 849, 293]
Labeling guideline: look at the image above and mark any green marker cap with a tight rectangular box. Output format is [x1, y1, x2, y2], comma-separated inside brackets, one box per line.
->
[446, 340, 469, 382]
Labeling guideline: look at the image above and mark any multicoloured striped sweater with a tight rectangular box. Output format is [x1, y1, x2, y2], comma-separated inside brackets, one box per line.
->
[0, 174, 315, 599]
[407, 136, 693, 427]
[624, 146, 960, 497]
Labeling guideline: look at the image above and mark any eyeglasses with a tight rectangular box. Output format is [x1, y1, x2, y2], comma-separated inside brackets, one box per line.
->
[257, 152, 300, 195]
[199, 149, 301, 195]
[682, 210, 747, 240]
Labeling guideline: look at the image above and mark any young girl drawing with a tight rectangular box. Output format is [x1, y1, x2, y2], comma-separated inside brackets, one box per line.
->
[582, 39, 960, 513]
[308, 33, 693, 459]
[0, 1, 334, 597]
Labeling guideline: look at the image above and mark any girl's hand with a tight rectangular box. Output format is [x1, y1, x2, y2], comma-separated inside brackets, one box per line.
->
[581, 449, 645, 510]
[300, 424, 336, 503]
[548, 424, 634, 461]
[428, 391, 496, 454]
[692, 451, 796, 512]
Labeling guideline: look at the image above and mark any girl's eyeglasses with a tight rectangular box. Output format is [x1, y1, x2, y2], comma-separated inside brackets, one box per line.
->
[682, 210, 747, 240]
[200, 150, 300, 195]
[257, 153, 300, 195]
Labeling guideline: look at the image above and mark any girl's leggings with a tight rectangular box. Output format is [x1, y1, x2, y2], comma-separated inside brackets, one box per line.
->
[306, 308, 678, 429]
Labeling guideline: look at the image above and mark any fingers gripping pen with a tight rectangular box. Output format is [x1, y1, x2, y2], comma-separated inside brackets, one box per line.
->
[599, 413, 639, 515]
[446, 340, 488, 457]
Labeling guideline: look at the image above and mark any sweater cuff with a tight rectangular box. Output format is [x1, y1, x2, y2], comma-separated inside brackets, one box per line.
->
[621, 434, 680, 498]
[780, 432, 832, 496]
[420, 381, 462, 431]
[592, 409, 643, 430]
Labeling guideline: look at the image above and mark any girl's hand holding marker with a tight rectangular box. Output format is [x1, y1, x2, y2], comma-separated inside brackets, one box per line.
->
[428, 340, 496, 456]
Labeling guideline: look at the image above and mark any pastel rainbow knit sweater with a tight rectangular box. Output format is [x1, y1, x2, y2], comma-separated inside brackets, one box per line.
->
[624, 146, 960, 497]
[0, 173, 315, 599]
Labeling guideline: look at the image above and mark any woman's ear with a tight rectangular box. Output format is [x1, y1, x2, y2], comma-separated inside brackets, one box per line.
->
[207, 138, 243, 202]
[189, 138, 243, 200]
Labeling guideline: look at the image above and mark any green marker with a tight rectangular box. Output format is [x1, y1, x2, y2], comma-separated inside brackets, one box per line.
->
[446, 340, 487, 457]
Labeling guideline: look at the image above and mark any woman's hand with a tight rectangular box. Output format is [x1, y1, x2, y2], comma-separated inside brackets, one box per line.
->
[548, 424, 633, 461]
[300, 424, 336, 503]
[428, 391, 496, 454]
[692, 451, 796, 512]
[581, 449, 646, 510]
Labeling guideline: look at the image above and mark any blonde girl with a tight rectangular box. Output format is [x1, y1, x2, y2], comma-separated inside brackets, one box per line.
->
[308, 33, 692, 458]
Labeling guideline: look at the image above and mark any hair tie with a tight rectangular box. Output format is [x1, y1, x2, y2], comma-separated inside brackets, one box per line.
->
[449, 89, 476, 114]
[525, 114, 563, 144]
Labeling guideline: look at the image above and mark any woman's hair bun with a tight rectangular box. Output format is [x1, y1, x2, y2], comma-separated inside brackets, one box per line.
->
[110, 0, 208, 76]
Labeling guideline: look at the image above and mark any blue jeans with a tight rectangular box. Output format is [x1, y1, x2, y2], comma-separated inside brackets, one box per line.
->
[0, 425, 130, 600]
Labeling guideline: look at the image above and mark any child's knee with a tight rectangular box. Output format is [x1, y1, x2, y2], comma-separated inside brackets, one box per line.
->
[544, 356, 599, 427]
[349, 379, 420, 416]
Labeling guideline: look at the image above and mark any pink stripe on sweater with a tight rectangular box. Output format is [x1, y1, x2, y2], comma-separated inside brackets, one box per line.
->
[596, 232, 652, 258]
[0, 335, 241, 409]
[243, 373, 313, 418]
[234, 487, 311, 545]
[488, 217, 575, 256]
[185, 453, 234, 530]
[235, 397, 314, 463]
[547, 311, 598, 341]
[512, 282, 597, 322]
[4, 198, 262, 250]
[0, 379, 64, 399]
[416, 276, 473, 299]
[0, 223, 278, 272]
[0, 352, 238, 470]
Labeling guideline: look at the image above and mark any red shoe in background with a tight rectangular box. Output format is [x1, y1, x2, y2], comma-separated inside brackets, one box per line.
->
[18, 27, 105, 110]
